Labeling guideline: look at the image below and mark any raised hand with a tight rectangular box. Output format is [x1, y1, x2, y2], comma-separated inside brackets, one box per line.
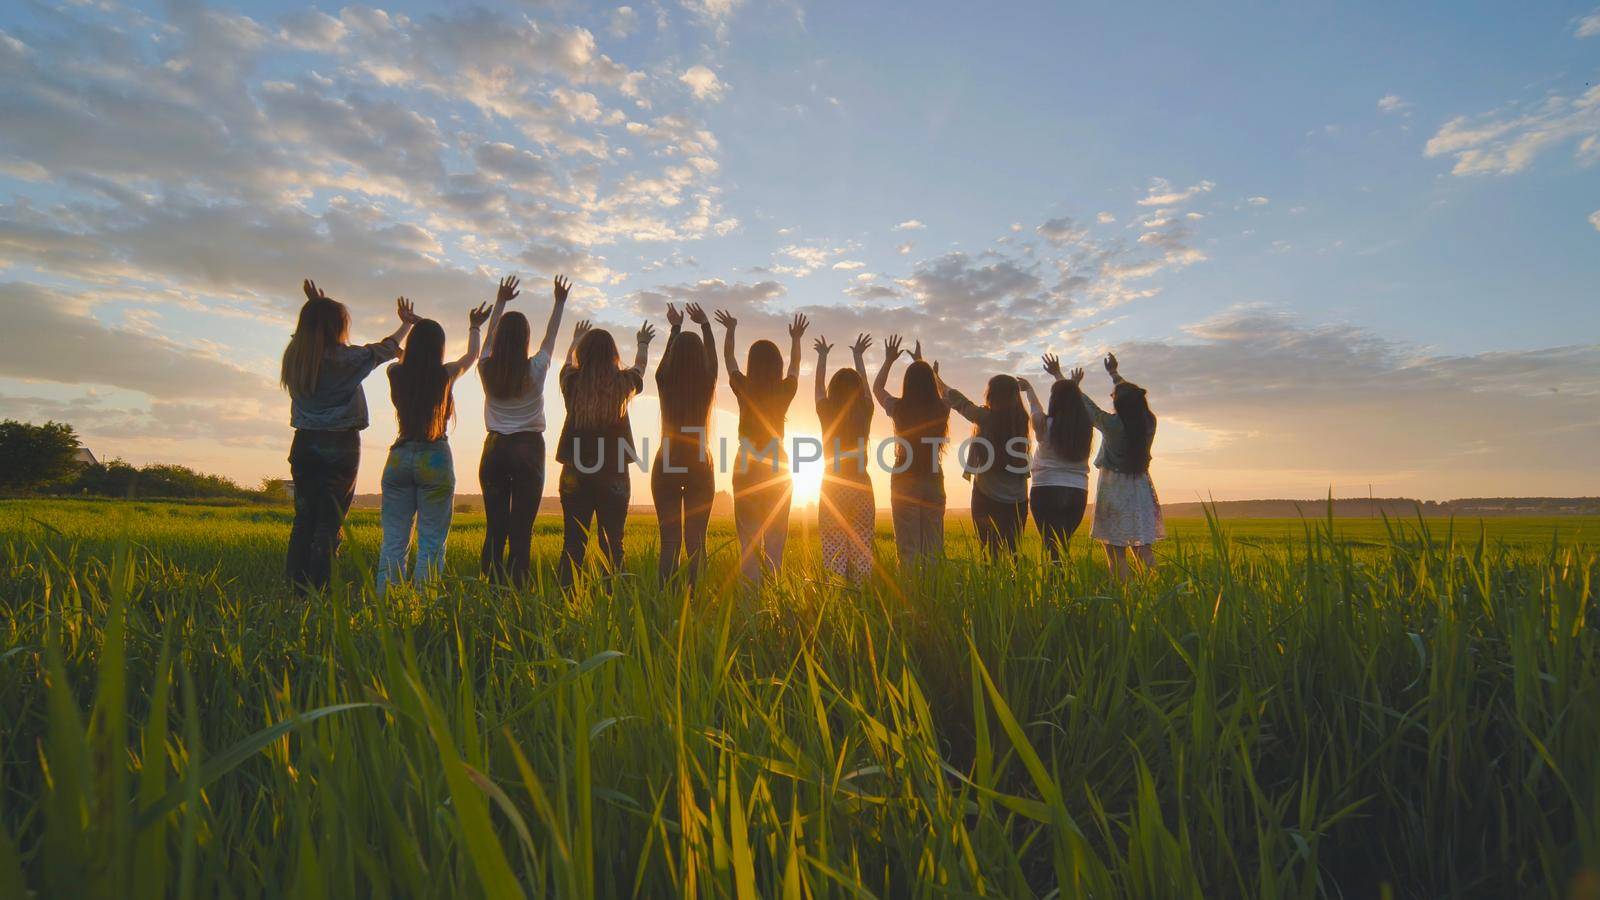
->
[685, 302, 708, 325]
[911, 340, 924, 361]
[303, 279, 328, 302]
[666, 303, 684, 328]
[497, 275, 521, 305]
[573, 319, 593, 343]
[1069, 367, 1085, 384]
[713, 309, 737, 330]
[1104, 352, 1119, 375]
[396, 296, 418, 324]
[851, 332, 873, 358]
[637, 321, 657, 345]
[1041, 353, 1062, 378]
[813, 336, 833, 356]
[883, 334, 904, 360]
[788, 313, 809, 339]
[552, 275, 571, 304]
[469, 302, 491, 328]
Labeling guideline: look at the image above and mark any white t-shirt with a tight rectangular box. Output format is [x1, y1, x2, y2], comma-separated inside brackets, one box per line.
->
[480, 350, 552, 434]
[1029, 413, 1090, 490]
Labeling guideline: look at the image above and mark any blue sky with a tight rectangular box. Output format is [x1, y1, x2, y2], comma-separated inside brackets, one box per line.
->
[1, 0, 1597, 501]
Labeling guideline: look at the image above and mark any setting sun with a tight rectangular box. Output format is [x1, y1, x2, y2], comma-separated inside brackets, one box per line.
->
[791, 432, 825, 505]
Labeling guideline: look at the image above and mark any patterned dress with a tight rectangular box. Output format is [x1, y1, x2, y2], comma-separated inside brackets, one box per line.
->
[820, 473, 876, 580]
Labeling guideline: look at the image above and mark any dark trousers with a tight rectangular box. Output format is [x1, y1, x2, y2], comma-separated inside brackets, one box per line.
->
[286, 429, 361, 593]
[479, 431, 546, 586]
[652, 454, 714, 588]
[558, 465, 630, 586]
[1030, 485, 1088, 562]
[972, 488, 1028, 558]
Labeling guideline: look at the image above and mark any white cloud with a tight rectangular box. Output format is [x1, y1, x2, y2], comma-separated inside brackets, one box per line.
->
[895, 241, 914, 255]
[832, 260, 866, 270]
[1246, 196, 1270, 206]
[1590, 209, 1600, 231]
[892, 219, 925, 231]
[678, 64, 726, 101]
[1425, 84, 1600, 176]
[1035, 216, 1088, 245]
[1576, 9, 1600, 37]
[1137, 177, 1215, 206]
[1377, 94, 1411, 115]
[609, 6, 639, 38]
[1096, 211, 1116, 224]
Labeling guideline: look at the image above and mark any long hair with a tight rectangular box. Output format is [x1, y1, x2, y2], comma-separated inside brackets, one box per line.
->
[481, 311, 531, 399]
[895, 360, 948, 471]
[280, 297, 350, 397]
[977, 374, 1029, 473]
[821, 367, 872, 448]
[1112, 382, 1155, 474]
[744, 339, 785, 395]
[391, 319, 454, 442]
[568, 329, 634, 430]
[658, 331, 715, 433]
[1046, 380, 1092, 462]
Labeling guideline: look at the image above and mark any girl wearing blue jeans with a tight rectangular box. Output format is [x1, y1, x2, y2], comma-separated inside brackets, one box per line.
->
[376, 301, 490, 593]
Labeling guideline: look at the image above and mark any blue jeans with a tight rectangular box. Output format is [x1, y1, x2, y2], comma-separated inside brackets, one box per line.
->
[378, 439, 455, 592]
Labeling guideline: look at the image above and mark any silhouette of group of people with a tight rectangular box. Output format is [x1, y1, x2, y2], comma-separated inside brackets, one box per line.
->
[280, 275, 1164, 594]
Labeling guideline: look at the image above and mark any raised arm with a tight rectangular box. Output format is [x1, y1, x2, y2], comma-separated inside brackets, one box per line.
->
[1078, 366, 1115, 430]
[480, 275, 520, 361]
[448, 303, 491, 376]
[786, 314, 808, 382]
[537, 275, 570, 359]
[632, 320, 656, 373]
[812, 336, 833, 406]
[713, 309, 741, 379]
[873, 334, 902, 409]
[382, 294, 419, 346]
[1104, 352, 1126, 386]
[658, 303, 684, 380]
[686, 303, 716, 378]
[849, 333, 871, 397]
[566, 319, 592, 368]
[1020, 376, 1045, 422]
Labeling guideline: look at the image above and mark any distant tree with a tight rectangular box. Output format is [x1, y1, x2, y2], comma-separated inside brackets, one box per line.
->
[0, 420, 80, 493]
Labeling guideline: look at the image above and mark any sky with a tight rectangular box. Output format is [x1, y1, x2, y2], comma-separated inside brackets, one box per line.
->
[1, 0, 1597, 506]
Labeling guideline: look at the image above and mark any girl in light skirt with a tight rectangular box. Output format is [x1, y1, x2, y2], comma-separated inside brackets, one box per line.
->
[1081, 353, 1164, 581]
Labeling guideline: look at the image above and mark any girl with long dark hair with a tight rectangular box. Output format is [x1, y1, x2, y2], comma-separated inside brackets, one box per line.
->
[1083, 352, 1164, 580]
[377, 301, 490, 592]
[872, 335, 950, 564]
[653, 302, 718, 587]
[713, 310, 806, 584]
[939, 368, 1032, 557]
[280, 280, 416, 593]
[814, 332, 876, 580]
[554, 318, 655, 586]
[477, 274, 569, 586]
[1021, 353, 1094, 562]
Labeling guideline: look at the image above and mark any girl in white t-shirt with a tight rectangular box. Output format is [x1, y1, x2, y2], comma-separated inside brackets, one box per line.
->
[1020, 355, 1094, 562]
[476, 274, 569, 586]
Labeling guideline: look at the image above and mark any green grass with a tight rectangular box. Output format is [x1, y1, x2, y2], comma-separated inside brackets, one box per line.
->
[0, 498, 1597, 898]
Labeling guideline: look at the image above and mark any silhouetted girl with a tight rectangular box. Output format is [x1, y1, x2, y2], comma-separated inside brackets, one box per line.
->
[941, 370, 1031, 557]
[1021, 354, 1093, 562]
[714, 310, 806, 584]
[554, 319, 655, 586]
[814, 332, 876, 580]
[478, 274, 569, 586]
[1083, 352, 1164, 580]
[872, 336, 950, 564]
[377, 303, 489, 592]
[280, 280, 416, 593]
[653, 302, 718, 588]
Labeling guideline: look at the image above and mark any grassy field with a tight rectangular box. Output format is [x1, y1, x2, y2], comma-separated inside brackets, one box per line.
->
[0, 498, 1596, 898]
